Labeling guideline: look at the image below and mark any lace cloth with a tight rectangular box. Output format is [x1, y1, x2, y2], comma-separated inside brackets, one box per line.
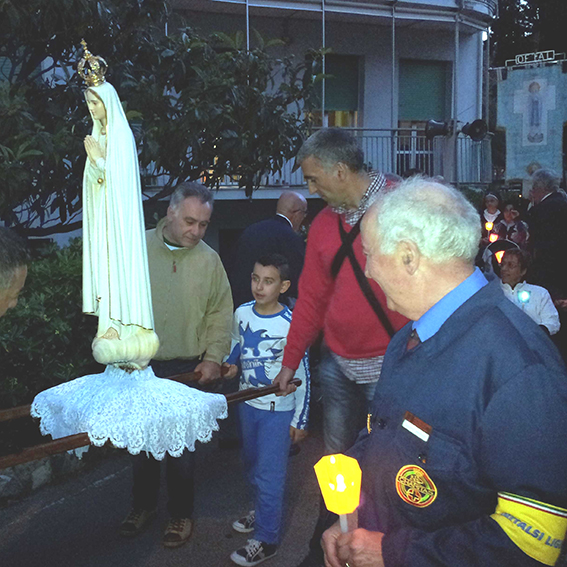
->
[30, 366, 228, 460]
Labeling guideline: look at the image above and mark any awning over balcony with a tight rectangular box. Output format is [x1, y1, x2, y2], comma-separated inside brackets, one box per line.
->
[174, 0, 495, 32]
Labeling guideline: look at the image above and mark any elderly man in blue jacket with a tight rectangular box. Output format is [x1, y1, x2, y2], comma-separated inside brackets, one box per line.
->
[322, 177, 567, 567]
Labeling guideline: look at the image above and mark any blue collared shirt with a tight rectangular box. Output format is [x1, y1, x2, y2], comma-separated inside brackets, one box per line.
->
[413, 268, 488, 342]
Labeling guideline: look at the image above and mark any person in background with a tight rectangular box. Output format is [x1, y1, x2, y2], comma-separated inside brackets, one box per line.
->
[528, 168, 567, 360]
[0, 227, 29, 318]
[494, 201, 529, 249]
[230, 191, 307, 309]
[224, 253, 309, 566]
[527, 169, 567, 300]
[480, 192, 503, 246]
[500, 249, 560, 336]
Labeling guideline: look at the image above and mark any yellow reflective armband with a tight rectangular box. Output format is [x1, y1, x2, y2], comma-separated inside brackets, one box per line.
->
[491, 492, 567, 566]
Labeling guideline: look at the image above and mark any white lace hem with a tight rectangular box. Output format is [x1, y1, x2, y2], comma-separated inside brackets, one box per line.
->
[30, 366, 228, 460]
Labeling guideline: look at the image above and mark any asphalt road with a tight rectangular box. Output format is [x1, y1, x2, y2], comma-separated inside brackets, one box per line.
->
[0, 428, 325, 567]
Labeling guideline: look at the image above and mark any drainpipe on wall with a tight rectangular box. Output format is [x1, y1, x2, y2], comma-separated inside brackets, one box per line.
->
[484, 26, 490, 123]
[477, 30, 483, 119]
[391, 1, 398, 174]
[246, 0, 250, 51]
[322, 0, 327, 127]
[391, 1, 397, 131]
[454, 3, 461, 186]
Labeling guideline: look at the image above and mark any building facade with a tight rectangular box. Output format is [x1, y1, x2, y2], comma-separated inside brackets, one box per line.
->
[169, 0, 496, 256]
[174, 0, 495, 190]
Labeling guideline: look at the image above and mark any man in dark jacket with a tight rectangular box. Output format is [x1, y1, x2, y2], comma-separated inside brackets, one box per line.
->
[527, 168, 567, 299]
[528, 168, 567, 360]
[322, 177, 567, 567]
[230, 191, 307, 309]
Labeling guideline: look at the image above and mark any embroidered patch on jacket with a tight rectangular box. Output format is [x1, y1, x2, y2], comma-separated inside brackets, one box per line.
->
[395, 465, 437, 508]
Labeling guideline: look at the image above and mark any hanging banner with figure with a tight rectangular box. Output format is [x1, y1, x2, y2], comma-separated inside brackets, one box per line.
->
[513, 78, 556, 146]
[497, 61, 566, 182]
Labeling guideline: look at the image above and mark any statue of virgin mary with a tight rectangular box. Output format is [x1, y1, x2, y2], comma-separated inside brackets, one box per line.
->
[30, 43, 228, 460]
[80, 43, 159, 369]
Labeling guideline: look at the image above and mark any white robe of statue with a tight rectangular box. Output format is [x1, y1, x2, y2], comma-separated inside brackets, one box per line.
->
[82, 82, 159, 368]
[30, 58, 228, 460]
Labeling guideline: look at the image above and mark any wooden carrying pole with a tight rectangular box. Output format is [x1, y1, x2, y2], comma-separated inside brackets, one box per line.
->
[0, 375, 301, 470]
[0, 369, 215, 424]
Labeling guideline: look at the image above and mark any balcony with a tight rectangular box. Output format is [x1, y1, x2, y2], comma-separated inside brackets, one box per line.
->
[190, 0, 497, 30]
[144, 128, 493, 194]
[464, 0, 498, 18]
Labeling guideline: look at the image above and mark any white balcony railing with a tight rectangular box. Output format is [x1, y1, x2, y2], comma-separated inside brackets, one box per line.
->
[143, 128, 492, 192]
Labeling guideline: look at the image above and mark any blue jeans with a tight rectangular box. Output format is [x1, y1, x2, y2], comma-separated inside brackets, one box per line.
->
[239, 403, 294, 545]
[319, 349, 378, 454]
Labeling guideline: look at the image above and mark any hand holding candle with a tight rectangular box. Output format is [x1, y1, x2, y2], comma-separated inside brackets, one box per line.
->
[314, 453, 362, 534]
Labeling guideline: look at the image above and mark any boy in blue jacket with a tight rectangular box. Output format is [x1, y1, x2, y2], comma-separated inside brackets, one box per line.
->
[224, 253, 310, 566]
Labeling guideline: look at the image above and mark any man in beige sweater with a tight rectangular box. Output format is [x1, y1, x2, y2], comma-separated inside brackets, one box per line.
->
[120, 182, 233, 548]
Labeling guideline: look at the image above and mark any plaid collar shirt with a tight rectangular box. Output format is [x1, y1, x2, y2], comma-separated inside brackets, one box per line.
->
[331, 170, 386, 226]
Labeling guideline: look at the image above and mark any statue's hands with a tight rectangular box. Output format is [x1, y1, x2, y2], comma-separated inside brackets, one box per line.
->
[195, 360, 221, 385]
[84, 135, 104, 165]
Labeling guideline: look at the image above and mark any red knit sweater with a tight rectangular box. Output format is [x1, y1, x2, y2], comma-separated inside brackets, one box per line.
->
[282, 206, 408, 370]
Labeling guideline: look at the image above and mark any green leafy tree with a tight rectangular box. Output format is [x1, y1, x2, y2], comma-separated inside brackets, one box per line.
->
[491, 0, 536, 66]
[492, 0, 567, 66]
[0, 0, 320, 234]
[528, 0, 567, 56]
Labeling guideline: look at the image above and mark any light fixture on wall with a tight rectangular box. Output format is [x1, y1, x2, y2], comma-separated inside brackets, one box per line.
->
[425, 118, 488, 141]
[425, 119, 452, 140]
[461, 119, 488, 141]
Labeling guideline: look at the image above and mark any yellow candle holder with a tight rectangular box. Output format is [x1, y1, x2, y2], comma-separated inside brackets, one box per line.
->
[314, 454, 362, 518]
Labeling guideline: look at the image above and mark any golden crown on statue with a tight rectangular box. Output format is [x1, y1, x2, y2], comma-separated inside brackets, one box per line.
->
[77, 40, 107, 87]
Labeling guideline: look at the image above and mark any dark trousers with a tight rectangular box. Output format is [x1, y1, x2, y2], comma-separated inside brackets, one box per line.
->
[131, 358, 200, 519]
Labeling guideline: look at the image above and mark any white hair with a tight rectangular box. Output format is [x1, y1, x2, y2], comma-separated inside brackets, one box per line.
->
[369, 177, 480, 263]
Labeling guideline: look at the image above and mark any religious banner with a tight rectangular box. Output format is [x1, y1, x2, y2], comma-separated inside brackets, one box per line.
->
[496, 61, 566, 182]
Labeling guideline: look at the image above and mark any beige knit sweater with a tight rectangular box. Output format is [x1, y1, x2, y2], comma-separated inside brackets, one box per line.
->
[146, 219, 233, 364]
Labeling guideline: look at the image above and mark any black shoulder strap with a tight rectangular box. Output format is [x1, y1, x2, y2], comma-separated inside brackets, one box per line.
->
[331, 218, 361, 278]
[332, 216, 396, 338]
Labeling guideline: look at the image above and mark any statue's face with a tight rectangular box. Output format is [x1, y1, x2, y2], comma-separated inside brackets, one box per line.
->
[85, 90, 106, 123]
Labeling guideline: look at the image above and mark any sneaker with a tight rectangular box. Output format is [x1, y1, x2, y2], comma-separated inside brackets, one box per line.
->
[163, 517, 193, 548]
[230, 539, 277, 566]
[232, 510, 255, 533]
[119, 508, 156, 538]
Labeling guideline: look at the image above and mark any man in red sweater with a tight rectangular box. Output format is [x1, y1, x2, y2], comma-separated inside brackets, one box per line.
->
[274, 128, 406, 567]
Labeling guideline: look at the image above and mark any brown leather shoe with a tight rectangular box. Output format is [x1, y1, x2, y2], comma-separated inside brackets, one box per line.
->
[119, 508, 156, 538]
[163, 517, 193, 548]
